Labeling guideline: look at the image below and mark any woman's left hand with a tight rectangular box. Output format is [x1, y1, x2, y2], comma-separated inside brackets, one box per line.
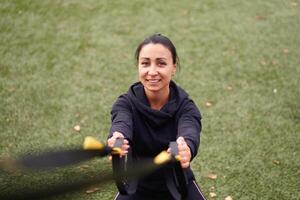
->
[176, 137, 192, 168]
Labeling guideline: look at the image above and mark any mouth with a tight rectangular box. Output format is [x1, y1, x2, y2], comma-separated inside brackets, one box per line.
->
[146, 79, 160, 83]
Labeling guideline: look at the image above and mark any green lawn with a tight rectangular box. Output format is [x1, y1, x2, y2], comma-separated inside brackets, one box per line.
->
[0, 0, 299, 199]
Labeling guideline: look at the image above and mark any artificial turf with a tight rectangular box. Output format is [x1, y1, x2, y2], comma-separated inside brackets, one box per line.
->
[0, 0, 299, 199]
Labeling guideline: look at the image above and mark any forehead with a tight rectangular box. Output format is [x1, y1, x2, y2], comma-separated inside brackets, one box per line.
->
[139, 43, 172, 60]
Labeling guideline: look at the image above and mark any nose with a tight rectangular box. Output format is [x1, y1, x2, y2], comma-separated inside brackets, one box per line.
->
[148, 64, 158, 75]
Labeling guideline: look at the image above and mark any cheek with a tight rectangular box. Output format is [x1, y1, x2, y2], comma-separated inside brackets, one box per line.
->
[138, 68, 146, 79]
[164, 69, 174, 79]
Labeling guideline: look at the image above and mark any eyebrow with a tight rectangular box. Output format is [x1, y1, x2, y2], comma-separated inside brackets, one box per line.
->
[156, 58, 167, 61]
[139, 57, 167, 60]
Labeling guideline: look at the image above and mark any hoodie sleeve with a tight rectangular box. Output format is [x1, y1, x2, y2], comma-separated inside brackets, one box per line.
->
[177, 99, 202, 161]
[109, 95, 133, 141]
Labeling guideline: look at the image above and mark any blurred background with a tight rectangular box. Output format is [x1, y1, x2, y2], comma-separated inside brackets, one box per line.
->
[0, 0, 299, 199]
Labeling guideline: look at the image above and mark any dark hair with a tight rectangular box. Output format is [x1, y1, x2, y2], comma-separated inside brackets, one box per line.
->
[135, 33, 180, 67]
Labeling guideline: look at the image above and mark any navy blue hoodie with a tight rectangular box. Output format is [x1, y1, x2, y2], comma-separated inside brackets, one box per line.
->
[109, 81, 202, 194]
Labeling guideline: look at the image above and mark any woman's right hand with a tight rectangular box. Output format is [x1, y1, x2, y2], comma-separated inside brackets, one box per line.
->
[107, 131, 130, 159]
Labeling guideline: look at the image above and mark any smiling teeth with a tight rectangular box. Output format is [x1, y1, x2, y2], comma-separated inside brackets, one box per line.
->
[149, 80, 159, 83]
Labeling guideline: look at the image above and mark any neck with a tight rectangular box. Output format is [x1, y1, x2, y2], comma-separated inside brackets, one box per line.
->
[145, 87, 170, 110]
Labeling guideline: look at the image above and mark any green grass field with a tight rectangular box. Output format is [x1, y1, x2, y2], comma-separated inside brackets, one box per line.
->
[0, 0, 299, 199]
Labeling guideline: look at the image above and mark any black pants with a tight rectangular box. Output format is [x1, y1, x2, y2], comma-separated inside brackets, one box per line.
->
[113, 180, 206, 200]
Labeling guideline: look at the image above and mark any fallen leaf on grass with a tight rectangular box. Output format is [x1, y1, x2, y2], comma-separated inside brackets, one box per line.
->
[226, 86, 233, 91]
[255, 15, 266, 20]
[86, 187, 100, 194]
[209, 192, 217, 198]
[205, 101, 213, 107]
[207, 173, 218, 180]
[74, 125, 81, 132]
[282, 48, 289, 54]
[260, 59, 267, 66]
[291, 2, 298, 6]
[272, 160, 280, 165]
[225, 196, 233, 200]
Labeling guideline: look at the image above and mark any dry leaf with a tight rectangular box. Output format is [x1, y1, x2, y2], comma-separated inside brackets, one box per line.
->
[205, 101, 213, 107]
[255, 15, 266, 20]
[225, 196, 233, 200]
[282, 48, 289, 54]
[86, 187, 100, 194]
[209, 192, 217, 198]
[207, 173, 218, 180]
[272, 160, 280, 165]
[74, 125, 81, 132]
[226, 86, 233, 91]
[260, 60, 267, 66]
[291, 2, 298, 6]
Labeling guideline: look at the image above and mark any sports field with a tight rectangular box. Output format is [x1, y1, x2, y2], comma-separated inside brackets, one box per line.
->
[0, 0, 299, 199]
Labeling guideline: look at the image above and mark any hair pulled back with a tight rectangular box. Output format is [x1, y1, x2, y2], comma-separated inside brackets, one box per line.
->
[135, 33, 180, 68]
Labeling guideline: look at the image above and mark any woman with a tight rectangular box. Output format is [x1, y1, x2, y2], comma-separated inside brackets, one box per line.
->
[107, 34, 205, 200]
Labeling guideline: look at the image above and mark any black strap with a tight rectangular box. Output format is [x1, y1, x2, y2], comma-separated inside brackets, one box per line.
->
[112, 138, 137, 195]
[166, 141, 188, 200]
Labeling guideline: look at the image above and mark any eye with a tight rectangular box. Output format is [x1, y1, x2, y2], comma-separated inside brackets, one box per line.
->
[140, 62, 149, 67]
[158, 62, 166, 67]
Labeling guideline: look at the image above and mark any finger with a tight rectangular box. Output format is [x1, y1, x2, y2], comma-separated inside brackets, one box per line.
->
[123, 139, 129, 145]
[122, 150, 128, 154]
[180, 154, 190, 162]
[108, 132, 125, 147]
[181, 161, 190, 168]
[107, 138, 115, 147]
[119, 153, 127, 158]
[177, 143, 189, 153]
[176, 137, 185, 146]
[167, 148, 171, 153]
[113, 132, 124, 139]
[122, 144, 130, 151]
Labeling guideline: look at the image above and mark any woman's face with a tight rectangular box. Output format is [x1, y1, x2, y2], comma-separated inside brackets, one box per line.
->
[138, 43, 176, 94]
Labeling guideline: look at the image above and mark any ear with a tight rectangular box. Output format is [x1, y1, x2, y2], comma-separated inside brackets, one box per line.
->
[172, 64, 176, 76]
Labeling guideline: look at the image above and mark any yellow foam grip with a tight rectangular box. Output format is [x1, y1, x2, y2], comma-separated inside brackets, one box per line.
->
[83, 136, 104, 150]
[111, 147, 122, 155]
[154, 151, 172, 165]
[175, 155, 181, 161]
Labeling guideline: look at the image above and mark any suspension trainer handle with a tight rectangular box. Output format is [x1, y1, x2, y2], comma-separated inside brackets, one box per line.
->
[166, 141, 188, 200]
[112, 137, 137, 195]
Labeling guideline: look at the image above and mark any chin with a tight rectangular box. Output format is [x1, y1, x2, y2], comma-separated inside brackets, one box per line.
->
[145, 86, 160, 92]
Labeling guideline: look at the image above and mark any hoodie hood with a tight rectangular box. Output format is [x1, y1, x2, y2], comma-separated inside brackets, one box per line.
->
[126, 81, 189, 127]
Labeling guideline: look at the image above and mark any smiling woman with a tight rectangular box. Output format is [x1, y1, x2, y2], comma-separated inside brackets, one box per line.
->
[106, 34, 206, 200]
[135, 34, 178, 111]
[138, 43, 176, 110]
